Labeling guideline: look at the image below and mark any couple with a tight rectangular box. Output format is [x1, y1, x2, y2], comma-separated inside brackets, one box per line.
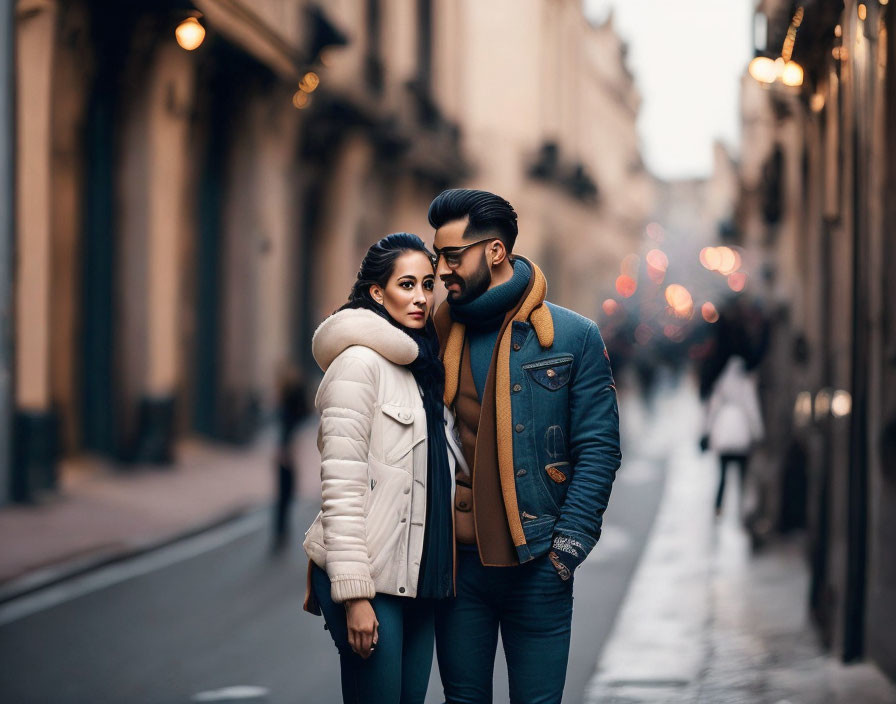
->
[303, 189, 621, 704]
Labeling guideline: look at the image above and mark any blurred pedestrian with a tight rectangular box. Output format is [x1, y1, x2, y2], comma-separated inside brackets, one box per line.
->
[272, 363, 308, 551]
[302, 233, 464, 704]
[428, 189, 621, 704]
[702, 355, 764, 517]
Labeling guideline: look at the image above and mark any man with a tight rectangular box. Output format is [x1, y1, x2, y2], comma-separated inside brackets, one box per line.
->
[429, 189, 621, 704]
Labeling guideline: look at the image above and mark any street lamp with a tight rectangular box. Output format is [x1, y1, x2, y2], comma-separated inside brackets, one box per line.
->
[175, 16, 205, 51]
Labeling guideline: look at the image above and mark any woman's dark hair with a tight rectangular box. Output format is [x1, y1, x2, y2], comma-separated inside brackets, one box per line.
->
[340, 232, 434, 312]
[427, 188, 518, 252]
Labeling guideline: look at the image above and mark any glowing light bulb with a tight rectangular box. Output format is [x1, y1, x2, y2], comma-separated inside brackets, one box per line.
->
[175, 17, 205, 51]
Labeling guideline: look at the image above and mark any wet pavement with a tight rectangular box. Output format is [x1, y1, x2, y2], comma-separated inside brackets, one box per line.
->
[585, 374, 896, 704]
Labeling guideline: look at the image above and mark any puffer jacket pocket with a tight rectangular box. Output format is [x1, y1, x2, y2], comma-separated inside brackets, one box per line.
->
[381, 403, 424, 466]
[365, 455, 410, 576]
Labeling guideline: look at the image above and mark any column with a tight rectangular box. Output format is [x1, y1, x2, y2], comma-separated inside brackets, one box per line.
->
[0, 0, 14, 503]
[134, 41, 195, 462]
[13, 0, 56, 499]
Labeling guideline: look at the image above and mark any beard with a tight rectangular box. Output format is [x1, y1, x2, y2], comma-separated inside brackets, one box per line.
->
[443, 252, 492, 305]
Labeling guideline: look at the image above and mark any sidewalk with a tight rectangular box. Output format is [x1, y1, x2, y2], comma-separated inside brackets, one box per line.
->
[585, 376, 896, 703]
[0, 421, 322, 603]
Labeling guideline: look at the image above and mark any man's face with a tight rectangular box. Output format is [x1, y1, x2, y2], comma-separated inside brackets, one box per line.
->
[433, 219, 494, 304]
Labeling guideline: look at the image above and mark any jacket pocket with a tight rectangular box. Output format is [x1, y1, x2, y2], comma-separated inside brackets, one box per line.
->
[365, 455, 408, 574]
[380, 403, 423, 466]
[523, 356, 573, 391]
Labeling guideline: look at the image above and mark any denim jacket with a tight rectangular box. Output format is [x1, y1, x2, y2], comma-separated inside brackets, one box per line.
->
[507, 303, 621, 562]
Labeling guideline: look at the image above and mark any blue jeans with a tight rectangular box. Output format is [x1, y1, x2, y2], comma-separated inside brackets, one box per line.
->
[435, 546, 574, 704]
[311, 564, 435, 704]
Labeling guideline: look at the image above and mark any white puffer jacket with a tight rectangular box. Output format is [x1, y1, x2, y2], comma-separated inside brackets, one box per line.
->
[705, 356, 765, 454]
[303, 308, 462, 604]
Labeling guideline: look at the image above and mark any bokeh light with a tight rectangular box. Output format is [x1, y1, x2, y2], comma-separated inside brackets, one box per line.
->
[292, 90, 312, 109]
[615, 274, 637, 298]
[621, 253, 640, 278]
[175, 17, 206, 51]
[602, 298, 620, 316]
[646, 249, 668, 284]
[664, 284, 694, 318]
[646, 222, 665, 242]
[701, 302, 719, 323]
[728, 271, 747, 291]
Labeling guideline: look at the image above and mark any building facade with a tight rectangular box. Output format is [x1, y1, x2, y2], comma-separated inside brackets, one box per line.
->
[739, 0, 896, 681]
[4, 0, 651, 509]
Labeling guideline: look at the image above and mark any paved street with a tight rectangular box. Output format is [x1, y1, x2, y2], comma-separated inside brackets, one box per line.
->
[0, 380, 665, 704]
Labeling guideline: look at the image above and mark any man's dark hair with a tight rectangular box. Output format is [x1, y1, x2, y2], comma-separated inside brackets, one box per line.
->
[427, 189, 518, 252]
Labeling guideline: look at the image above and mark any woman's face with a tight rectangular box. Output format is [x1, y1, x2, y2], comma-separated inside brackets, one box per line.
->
[370, 251, 435, 329]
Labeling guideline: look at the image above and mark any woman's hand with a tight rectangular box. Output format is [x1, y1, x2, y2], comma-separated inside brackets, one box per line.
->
[344, 598, 379, 658]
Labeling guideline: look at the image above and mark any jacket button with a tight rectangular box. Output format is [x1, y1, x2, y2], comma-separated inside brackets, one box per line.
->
[515, 423, 524, 433]
[512, 343, 521, 351]
[512, 384, 522, 392]
[399, 587, 406, 593]
[516, 468, 527, 477]
[546, 369, 556, 378]
[404, 486, 410, 494]
[400, 518, 407, 523]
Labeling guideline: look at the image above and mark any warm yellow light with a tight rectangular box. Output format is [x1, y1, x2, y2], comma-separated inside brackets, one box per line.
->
[832, 390, 852, 417]
[292, 90, 311, 109]
[664, 284, 693, 318]
[858, 4, 868, 20]
[300, 72, 320, 93]
[701, 247, 722, 271]
[749, 56, 778, 84]
[175, 17, 205, 51]
[810, 92, 826, 112]
[716, 247, 737, 275]
[814, 389, 832, 420]
[881, 0, 890, 6]
[781, 61, 804, 87]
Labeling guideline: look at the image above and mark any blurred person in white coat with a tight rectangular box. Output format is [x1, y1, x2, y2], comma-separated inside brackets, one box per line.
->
[701, 355, 764, 517]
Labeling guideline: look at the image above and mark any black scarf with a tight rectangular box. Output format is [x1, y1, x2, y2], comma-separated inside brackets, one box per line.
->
[344, 299, 453, 599]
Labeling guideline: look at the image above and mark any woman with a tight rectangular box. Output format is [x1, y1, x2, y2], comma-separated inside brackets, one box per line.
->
[303, 233, 460, 704]
[703, 355, 764, 517]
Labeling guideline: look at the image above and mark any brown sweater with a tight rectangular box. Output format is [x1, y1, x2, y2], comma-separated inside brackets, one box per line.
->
[434, 270, 539, 566]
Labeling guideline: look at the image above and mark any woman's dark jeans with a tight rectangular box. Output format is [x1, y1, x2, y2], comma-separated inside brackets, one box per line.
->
[311, 564, 435, 704]
[435, 546, 574, 704]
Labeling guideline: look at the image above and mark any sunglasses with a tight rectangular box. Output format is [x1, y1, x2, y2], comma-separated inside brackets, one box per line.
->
[432, 238, 495, 268]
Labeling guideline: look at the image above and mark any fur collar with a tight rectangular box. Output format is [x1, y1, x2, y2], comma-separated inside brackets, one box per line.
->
[312, 308, 419, 372]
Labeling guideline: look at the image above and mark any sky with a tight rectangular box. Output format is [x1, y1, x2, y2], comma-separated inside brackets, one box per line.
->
[584, 0, 754, 180]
